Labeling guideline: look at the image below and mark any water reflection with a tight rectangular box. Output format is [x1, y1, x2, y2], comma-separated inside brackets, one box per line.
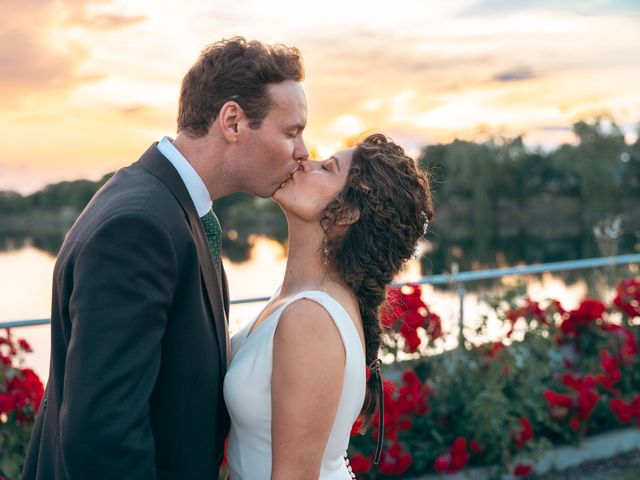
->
[0, 238, 290, 381]
[0, 230, 67, 257]
[2, 238, 637, 384]
[2, 224, 637, 276]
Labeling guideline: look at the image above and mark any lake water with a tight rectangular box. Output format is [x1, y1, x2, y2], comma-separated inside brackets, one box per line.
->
[0, 238, 624, 383]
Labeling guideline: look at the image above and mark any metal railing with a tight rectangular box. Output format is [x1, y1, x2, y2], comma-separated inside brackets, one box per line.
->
[2, 254, 639, 332]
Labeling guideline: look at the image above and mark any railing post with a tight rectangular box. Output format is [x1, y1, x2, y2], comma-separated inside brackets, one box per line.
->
[451, 262, 466, 350]
[458, 284, 466, 349]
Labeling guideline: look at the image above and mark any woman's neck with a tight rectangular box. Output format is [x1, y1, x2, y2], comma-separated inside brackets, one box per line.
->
[279, 221, 337, 297]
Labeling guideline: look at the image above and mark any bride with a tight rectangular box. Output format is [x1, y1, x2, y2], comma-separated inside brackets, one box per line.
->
[223, 133, 433, 479]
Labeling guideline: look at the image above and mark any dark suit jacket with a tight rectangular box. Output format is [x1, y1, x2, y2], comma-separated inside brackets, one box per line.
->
[21, 144, 230, 480]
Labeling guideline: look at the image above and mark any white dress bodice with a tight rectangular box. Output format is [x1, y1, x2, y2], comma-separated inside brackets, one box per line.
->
[223, 290, 366, 479]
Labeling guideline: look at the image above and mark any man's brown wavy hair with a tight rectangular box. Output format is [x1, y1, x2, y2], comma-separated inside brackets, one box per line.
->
[321, 133, 434, 423]
[178, 36, 304, 137]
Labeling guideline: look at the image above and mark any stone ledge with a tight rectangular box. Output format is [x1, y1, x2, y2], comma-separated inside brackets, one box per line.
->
[408, 427, 640, 480]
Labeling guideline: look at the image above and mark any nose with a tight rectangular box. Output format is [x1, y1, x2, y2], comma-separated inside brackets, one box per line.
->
[298, 159, 313, 172]
[293, 136, 309, 163]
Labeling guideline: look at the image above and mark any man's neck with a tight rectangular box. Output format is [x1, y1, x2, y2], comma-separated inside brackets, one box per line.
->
[173, 132, 235, 200]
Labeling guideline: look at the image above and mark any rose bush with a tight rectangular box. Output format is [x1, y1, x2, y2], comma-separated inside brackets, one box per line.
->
[3, 277, 640, 480]
[348, 278, 640, 479]
[0, 329, 44, 480]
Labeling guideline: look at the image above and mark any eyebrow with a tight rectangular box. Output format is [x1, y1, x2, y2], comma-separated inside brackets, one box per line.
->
[330, 156, 341, 172]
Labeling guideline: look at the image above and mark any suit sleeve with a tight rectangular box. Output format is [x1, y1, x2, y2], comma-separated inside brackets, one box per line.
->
[60, 211, 178, 480]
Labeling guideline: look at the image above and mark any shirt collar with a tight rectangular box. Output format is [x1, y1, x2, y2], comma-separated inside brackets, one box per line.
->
[157, 136, 212, 217]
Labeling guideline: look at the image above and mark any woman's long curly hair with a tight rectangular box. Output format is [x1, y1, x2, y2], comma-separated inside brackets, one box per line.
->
[321, 133, 434, 423]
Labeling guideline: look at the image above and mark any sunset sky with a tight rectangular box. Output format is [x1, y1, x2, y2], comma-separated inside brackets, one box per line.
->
[1, 0, 639, 193]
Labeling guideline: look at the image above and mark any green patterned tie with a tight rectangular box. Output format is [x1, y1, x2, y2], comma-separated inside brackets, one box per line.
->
[200, 209, 223, 284]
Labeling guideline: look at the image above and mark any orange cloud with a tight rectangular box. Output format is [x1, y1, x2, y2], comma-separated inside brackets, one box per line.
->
[0, 1, 638, 191]
[0, 0, 146, 105]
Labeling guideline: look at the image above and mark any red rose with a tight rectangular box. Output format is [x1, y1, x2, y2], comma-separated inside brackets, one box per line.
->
[397, 370, 433, 415]
[596, 350, 621, 390]
[579, 299, 606, 318]
[350, 417, 364, 436]
[400, 323, 422, 352]
[433, 437, 469, 473]
[348, 454, 372, 474]
[450, 437, 469, 470]
[610, 398, 635, 424]
[544, 390, 574, 419]
[404, 311, 424, 330]
[562, 373, 595, 391]
[0, 393, 14, 414]
[434, 453, 452, 473]
[426, 312, 443, 340]
[7, 367, 45, 412]
[378, 442, 412, 475]
[613, 278, 640, 317]
[513, 417, 533, 449]
[470, 439, 483, 454]
[17, 338, 33, 353]
[569, 417, 581, 431]
[560, 298, 606, 338]
[577, 388, 599, 420]
[514, 463, 532, 477]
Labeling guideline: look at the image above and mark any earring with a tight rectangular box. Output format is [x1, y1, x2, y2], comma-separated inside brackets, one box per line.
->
[322, 237, 329, 267]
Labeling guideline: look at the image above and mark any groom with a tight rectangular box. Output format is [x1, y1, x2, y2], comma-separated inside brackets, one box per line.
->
[21, 37, 308, 480]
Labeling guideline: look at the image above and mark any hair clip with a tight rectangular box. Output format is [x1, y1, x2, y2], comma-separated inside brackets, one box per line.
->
[421, 210, 429, 235]
[368, 358, 382, 373]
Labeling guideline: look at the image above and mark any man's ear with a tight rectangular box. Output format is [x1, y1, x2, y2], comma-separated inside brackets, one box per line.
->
[218, 101, 244, 141]
[336, 204, 360, 226]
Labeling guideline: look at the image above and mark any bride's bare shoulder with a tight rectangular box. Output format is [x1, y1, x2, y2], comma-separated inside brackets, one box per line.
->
[273, 298, 346, 371]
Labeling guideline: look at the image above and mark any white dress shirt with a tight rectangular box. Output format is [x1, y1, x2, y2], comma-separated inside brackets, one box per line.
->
[157, 136, 212, 217]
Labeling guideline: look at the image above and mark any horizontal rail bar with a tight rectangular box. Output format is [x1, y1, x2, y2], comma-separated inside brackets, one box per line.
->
[0, 319, 51, 328]
[230, 296, 271, 305]
[2, 253, 638, 329]
[408, 253, 640, 286]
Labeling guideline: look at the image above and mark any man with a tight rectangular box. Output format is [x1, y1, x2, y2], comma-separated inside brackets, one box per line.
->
[21, 37, 308, 480]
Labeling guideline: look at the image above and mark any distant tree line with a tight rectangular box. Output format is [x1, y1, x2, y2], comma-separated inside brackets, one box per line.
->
[0, 174, 114, 215]
[1, 117, 638, 269]
[418, 116, 640, 272]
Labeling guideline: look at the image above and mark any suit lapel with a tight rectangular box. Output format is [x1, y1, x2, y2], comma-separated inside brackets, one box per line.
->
[138, 143, 229, 370]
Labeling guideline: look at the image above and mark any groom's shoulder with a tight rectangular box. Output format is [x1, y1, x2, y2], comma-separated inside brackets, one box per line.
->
[91, 163, 181, 217]
[66, 159, 189, 245]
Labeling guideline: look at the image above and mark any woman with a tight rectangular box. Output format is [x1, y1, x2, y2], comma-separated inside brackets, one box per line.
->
[223, 133, 433, 479]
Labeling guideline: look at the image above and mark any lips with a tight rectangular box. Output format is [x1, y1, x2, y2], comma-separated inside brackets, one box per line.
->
[279, 165, 302, 189]
[278, 173, 294, 189]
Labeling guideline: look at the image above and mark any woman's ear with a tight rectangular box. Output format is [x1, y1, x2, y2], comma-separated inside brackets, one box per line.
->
[336, 204, 360, 226]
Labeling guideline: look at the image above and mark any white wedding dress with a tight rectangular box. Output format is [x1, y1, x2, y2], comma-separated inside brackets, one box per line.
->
[223, 290, 366, 479]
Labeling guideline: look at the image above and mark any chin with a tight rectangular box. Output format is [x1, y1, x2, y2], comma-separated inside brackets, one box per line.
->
[271, 186, 287, 206]
[273, 188, 305, 219]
